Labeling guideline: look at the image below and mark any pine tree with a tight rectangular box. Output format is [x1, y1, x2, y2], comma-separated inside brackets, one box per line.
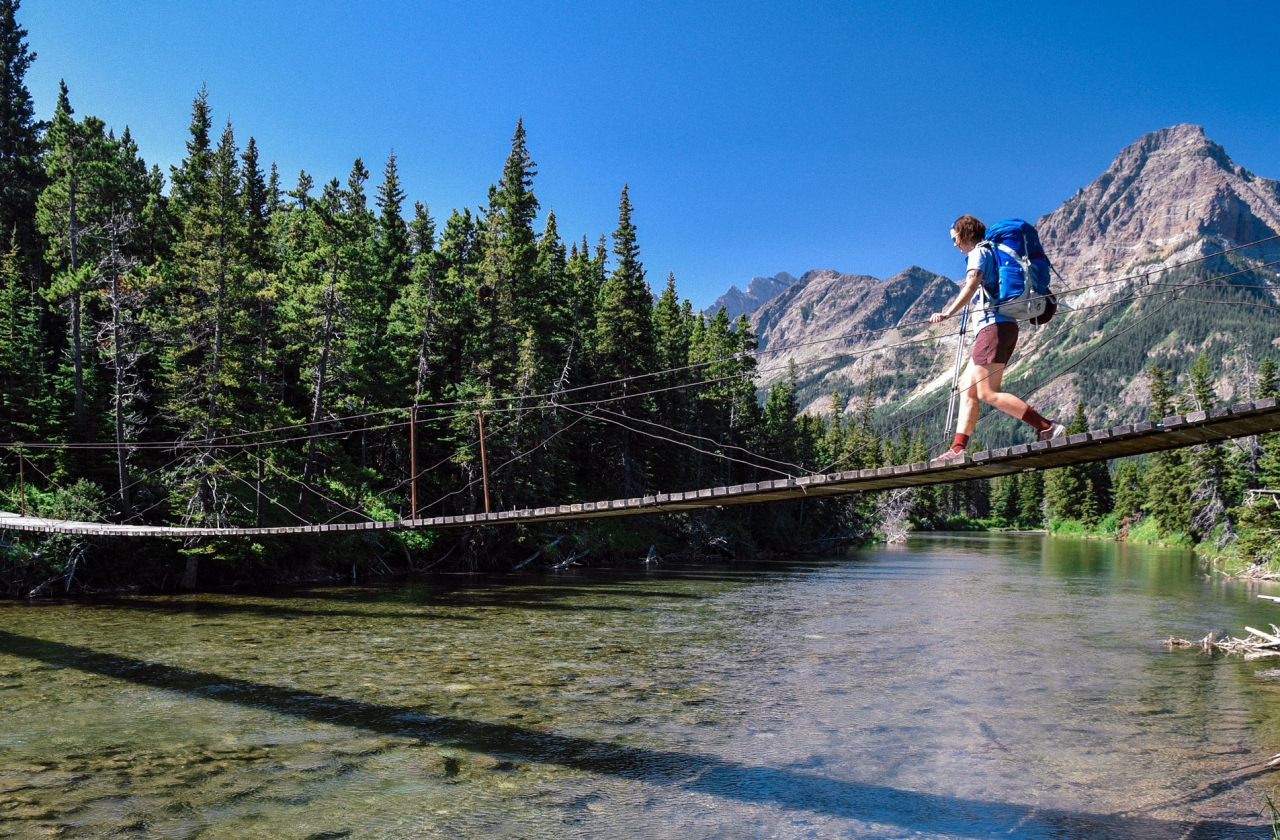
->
[1237, 355, 1280, 567]
[762, 360, 801, 468]
[1259, 358, 1278, 401]
[594, 185, 653, 381]
[0, 0, 43, 262]
[497, 119, 539, 326]
[0, 241, 41, 441]
[1185, 354, 1230, 542]
[593, 185, 655, 496]
[387, 200, 441, 404]
[530, 209, 573, 399]
[238, 135, 284, 525]
[653, 273, 689, 375]
[293, 164, 377, 495]
[1113, 460, 1145, 522]
[824, 389, 845, 467]
[1044, 402, 1091, 523]
[343, 153, 407, 420]
[36, 81, 115, 434]
[651, 272, 693, 488]
[156, 105, 256, 584]
[1255, 358, 1279, 488]
[169, 86, 212, 217]
[989, 474, 1021, 526]
[1144, 365, 1191, 537]
[1017, 469, 1045, 528]
[1236, 495, 1280, 567]
[469, 122, 540, 393]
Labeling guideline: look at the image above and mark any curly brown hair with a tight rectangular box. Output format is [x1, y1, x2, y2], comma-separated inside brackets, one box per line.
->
[951, 214, 986, 246]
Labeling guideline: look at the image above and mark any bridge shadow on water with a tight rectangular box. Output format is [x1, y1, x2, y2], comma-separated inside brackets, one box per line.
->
[0, 630, 1261, 839]
[33, 596, 487, 623]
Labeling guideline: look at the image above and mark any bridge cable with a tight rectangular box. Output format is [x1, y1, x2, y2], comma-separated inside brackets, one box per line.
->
[559, 404, 798, 481]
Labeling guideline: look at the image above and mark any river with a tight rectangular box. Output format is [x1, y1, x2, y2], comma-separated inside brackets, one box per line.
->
[2, 533, 1280, 838]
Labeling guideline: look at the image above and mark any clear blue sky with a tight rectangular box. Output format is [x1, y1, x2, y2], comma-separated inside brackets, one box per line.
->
[22, 0, 1280, 308]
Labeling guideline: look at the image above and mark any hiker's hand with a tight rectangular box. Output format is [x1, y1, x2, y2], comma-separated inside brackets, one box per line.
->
[928, 312, 947, 324]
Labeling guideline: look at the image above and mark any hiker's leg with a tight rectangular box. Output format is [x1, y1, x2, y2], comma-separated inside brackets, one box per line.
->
[970, 321, 1054, 432]
[955, 362, 982, 437]
[974, 363, 1027, 417]
[973, 364, 1054, 432]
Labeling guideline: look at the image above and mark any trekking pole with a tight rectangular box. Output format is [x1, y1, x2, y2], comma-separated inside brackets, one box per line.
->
[943, 305, 971, 439]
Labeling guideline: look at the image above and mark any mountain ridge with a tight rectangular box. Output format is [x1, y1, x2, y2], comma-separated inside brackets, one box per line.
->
[703, 272, 798, 321]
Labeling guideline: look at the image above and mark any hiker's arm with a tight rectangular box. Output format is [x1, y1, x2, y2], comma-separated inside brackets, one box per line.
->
[928, 270, 982, 324]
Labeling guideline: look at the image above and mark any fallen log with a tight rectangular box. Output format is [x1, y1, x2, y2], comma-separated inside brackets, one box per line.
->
[1167, 628, 1280, 659]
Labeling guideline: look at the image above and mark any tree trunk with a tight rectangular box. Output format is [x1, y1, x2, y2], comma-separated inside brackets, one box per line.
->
[112, 266, 132, 520]
[301, 265, 337, 497]
[180, 542, 200, 590]
[255, 450, 264, 527]
[68, 172, 84, 429]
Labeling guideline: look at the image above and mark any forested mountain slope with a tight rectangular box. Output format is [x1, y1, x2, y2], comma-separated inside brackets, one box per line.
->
[750, 124, 1280, 448]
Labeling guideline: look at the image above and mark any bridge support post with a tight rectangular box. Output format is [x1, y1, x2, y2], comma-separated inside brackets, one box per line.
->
[17, 443, 25, 516]
[409, 403, 418, 520]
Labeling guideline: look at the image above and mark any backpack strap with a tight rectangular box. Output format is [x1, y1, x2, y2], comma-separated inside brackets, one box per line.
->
[994, 242, 1023, 262]
[972, 241, 1001, 312]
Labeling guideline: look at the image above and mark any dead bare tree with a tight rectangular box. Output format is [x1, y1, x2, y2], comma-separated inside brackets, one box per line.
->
[876, 488, 917, 543]
[93, 207, 147, 521]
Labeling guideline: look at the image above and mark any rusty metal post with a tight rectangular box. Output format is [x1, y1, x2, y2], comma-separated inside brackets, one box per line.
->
[17, 443, 26, 516]
[409, 403, 418, 520]
[477, 411, 491, 514]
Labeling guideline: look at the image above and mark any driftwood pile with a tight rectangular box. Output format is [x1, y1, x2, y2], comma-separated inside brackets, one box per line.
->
[1167, 595, 1280, 659]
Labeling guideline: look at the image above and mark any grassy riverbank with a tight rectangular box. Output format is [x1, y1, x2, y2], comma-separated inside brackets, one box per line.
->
[1042, 514, 1280, 579]
[1047, 514, 1192, 547]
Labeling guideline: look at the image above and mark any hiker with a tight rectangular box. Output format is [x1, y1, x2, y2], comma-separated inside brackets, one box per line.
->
[927, 214, 1065, 460]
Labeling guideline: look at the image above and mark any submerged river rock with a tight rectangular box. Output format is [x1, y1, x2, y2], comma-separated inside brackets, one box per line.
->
[1, 533, 1278, 838]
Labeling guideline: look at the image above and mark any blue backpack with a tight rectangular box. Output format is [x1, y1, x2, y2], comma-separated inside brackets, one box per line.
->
[978, 219, 1055, 323]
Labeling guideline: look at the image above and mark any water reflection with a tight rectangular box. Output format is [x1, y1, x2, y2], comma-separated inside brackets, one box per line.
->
[1, 536, 1277, 837]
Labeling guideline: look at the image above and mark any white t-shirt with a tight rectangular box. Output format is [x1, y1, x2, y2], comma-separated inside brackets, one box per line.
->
[966, 245, 1014, 329]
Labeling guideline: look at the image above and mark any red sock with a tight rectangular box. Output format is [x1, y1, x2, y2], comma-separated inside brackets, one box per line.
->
[951, 433, 970, 454]
[1021, 407, 1051, 432]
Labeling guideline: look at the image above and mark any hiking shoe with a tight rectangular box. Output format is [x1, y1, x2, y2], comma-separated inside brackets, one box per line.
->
[1038, 422, 1068, 442]
[931, 447, 967, 464]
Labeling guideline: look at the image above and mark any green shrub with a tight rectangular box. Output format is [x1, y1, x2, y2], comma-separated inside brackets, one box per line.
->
[1049, 517, 1087, 537]
[1126, 515, 1192, 546]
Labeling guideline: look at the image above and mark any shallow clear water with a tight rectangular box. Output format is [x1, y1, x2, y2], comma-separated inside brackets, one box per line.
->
[3, 533, 1280, 838]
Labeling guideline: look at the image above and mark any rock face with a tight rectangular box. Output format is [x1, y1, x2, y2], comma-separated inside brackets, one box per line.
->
[753, 267, 953, 362]
[704, 272, 798, 321]
[1038, 123, 1280, 280]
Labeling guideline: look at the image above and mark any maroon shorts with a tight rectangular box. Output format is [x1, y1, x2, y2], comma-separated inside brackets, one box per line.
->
[972, 322, 1019, 365]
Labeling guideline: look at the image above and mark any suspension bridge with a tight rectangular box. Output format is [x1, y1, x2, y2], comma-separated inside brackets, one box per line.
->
[2, 234, 1277, 541]
[1, 397, 1276, 538]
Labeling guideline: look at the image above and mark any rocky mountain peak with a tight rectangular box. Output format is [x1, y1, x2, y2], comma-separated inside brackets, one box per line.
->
[752, 265, 953, 359]
[704, 272, 799, 321]
[1037, 124, 1280, 281]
